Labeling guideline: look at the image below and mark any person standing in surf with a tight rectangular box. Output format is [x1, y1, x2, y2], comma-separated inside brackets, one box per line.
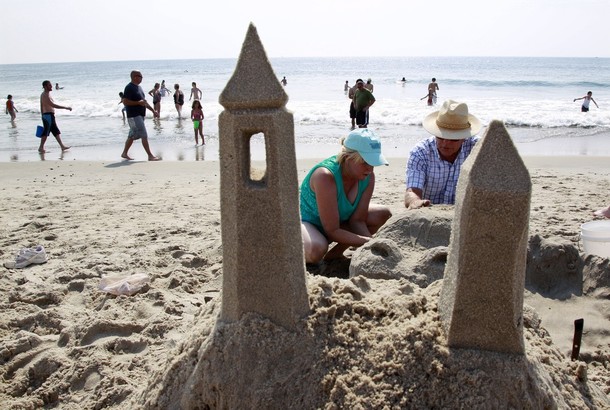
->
[191, 100, 205, 145]
[574, 91, 599, 112]
[174, 84, 185, 118]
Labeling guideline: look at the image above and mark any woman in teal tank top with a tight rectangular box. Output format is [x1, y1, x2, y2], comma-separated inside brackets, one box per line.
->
[300, 129, 392, 264]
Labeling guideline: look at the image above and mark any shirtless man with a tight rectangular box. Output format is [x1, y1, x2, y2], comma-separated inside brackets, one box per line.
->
[427, 78, 439, 105]
[189, 82, 202, 101]
[39, 80, 71, 153]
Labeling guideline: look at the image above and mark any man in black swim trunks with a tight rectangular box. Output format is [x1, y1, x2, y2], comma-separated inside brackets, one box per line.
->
[39, 80, 72, 153]
[352, 79, 376, 128]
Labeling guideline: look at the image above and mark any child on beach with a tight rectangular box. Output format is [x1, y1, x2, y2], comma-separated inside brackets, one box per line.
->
[160, 80, 172, 97]
[573, 91, 599, 112]
[5, 95, 17, 121]
[118, 92, 126, 120]
[189, 82, 202, 101]
[191, 100, 205, 145]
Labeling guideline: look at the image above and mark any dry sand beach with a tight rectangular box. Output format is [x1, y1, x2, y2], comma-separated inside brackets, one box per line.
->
[0, 156, 609, 408]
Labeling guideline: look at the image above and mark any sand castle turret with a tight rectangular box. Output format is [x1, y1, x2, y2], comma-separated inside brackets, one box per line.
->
[440, 120, 531, 354]
[218, 23, 309, 329]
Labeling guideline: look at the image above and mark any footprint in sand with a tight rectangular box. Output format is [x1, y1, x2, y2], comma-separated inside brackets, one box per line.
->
[171, 249, 208, 268]
[79, 321, 145, 348]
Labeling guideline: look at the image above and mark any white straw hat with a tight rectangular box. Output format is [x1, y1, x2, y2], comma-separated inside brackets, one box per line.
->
[423, 100, 481, 140]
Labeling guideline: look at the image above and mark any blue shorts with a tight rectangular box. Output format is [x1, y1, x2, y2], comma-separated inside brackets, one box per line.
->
[581, 106, 589, 112]
[127, 116, 148, 140]
[42, 113, 60, 137]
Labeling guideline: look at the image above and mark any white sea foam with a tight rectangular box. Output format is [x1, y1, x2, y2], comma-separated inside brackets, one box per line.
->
[1, 57, 609, 161]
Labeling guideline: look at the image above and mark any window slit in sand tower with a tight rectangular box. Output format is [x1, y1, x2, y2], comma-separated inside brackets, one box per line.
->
[248, 132, 267, 184]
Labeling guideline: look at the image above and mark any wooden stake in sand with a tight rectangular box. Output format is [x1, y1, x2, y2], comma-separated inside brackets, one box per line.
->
[571, 318, 584, 361]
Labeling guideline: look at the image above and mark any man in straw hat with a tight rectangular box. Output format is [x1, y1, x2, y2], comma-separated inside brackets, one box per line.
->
[404, 100, 482, 209]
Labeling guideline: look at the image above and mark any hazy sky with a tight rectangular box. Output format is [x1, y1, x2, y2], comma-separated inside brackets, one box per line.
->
[3, 0, 609, 64]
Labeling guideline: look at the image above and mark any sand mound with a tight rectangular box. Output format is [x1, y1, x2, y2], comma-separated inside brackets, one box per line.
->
[139, 277, 607, 409]
[137, 209, 609, 409]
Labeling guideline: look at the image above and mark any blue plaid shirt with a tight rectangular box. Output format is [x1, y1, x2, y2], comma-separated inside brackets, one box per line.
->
[406, 136, 479, 204]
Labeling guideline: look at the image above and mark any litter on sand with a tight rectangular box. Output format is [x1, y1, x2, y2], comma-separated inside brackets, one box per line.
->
[99, 273, 150, 296]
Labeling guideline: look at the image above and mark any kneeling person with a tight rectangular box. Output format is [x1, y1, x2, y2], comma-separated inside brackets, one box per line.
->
[404, 100, 481, 209]
[300, 128, 392, 264]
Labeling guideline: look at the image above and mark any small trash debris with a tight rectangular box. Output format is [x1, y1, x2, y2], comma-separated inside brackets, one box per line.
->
[99, 273, 150, 296]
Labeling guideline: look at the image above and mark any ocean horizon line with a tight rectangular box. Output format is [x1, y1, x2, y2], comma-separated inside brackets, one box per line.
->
[2, 55, 610, 67]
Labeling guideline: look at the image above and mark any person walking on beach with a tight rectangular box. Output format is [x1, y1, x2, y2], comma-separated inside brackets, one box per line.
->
[300, 128, 391, 264]
[148, 83, 161, 118]
[353, 79, 376, 128]
[404, 100, 481, 209]
[160, 80, 172, 97]
[281, 76, 287, 86]
[174, 84, 184, 118]
[120, 70, 160, 161]
[574, 91, 599, 112]
[364, 78, 374, 93]
[5, 95, 18, 121]
[39, 80, 71, 153]
[189, 82, 202, 101]
[344, 80, 350, 93]
[191, 100, 205, 145]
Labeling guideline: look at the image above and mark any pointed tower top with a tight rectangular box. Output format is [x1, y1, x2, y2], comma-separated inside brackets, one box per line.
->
[466, 119, 531, 192]
[219, 23, 288, 110]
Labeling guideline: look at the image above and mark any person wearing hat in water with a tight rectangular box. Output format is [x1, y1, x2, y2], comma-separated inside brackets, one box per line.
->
[300, 128, 392, 264]
[404, 100, 482, 209]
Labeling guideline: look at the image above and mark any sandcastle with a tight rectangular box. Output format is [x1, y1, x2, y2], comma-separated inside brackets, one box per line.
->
[217, 23, 309, 330]
[137, 24, 609, 409]
[439, 120, 531, 354]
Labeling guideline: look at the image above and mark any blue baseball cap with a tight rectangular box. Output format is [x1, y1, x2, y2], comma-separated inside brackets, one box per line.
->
[344, 128, 388, 166]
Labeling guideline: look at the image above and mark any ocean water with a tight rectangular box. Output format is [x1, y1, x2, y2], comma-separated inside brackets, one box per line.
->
[1, 56, 609, 162]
